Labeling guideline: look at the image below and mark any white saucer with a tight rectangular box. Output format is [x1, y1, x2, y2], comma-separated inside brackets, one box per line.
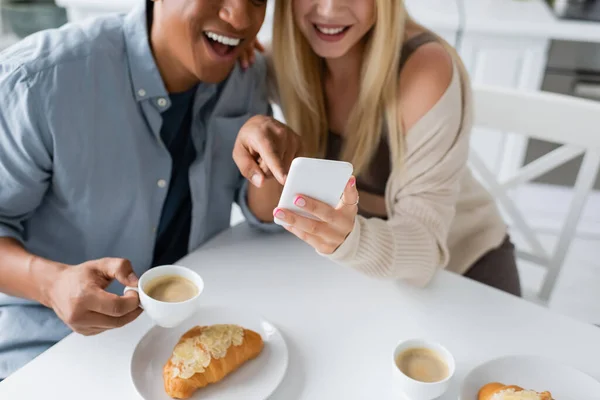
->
[130, 306, 288, 400]
[460, 355, 600, 400]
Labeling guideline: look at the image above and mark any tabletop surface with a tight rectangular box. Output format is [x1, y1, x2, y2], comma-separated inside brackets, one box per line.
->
[1, 223, 598, 400]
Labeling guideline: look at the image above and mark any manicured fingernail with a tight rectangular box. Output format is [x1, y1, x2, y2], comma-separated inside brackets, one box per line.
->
[294, 196, 306, 207]
[251, 173, 262, 187]
[273, 209, 285, 219]
[350, 177, 356, 187]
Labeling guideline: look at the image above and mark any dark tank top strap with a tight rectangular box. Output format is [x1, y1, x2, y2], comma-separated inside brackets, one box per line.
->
[398, 32, 439, 71]
[326, 32, 441, 219]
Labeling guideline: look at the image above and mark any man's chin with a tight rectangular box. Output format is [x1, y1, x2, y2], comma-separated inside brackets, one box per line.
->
[195, 63, 237, 84]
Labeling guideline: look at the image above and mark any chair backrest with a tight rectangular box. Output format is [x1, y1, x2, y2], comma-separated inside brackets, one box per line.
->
[470, 85, 600, 303]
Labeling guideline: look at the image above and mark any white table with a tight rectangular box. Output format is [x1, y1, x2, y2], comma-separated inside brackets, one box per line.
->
[1, 223, 599, 399]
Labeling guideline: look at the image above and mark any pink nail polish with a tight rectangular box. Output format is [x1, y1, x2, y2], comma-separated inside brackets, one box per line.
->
[350, 177, 356, 187]
[274, 209, 285, 219]
[294, 196, 306, 207]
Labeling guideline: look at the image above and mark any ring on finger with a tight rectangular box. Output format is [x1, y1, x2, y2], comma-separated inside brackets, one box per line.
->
[341, 194, 359, 206]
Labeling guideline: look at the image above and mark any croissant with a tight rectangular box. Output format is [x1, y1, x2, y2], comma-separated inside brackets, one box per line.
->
[163, 324, 264, 399]
[478, 382, 553, 400]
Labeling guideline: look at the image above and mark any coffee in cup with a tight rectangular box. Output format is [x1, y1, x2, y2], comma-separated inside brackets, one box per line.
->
[395, 347, 449, 383]
[124, 265, 204, 328]
[144, 275, 199, 303]
[391, 339, 455, 400]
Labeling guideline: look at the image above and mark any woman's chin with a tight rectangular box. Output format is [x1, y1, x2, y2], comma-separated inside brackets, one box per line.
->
[311, 45, 351, 60]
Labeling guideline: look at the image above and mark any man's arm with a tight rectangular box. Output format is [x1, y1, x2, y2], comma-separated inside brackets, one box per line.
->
[246, 177, 281, 223]
[235, 176, 282, 229]
[234, 112, 302, 228]
[0, 238, 64, 307]
[233, 53, 299, 228]
[0, 69, 141, 335]
[0, 68, 57, 304]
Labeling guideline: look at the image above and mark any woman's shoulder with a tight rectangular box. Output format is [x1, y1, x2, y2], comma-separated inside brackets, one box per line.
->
[398, 37, 459, 133]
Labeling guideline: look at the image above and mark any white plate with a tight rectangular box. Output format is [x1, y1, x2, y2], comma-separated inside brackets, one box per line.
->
[460, 355, 600, 400]
[130, 306, 288, 400]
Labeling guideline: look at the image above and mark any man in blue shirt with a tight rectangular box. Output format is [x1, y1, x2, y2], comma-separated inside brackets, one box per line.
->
[0, 0, 296, 379]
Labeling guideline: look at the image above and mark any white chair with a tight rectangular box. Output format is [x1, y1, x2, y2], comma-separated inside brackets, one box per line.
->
[470, 85, 600, 304]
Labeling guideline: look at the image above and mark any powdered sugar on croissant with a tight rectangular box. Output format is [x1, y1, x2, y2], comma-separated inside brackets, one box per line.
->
[169, 324, 245, 379]
[479, 382, 553, 400]
[163, 324, 264, 399]
[491, 388, 551, 400]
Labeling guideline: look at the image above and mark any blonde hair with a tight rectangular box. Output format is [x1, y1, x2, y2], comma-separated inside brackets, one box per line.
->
[272, 0, 469, 175]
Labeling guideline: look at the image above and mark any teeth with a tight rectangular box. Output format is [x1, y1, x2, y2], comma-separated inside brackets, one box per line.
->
[316, 25, 346, 35]
[205, 31, 241, 46]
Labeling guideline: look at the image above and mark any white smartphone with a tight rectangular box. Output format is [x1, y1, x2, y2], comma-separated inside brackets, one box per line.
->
[274, 157, 354, 226]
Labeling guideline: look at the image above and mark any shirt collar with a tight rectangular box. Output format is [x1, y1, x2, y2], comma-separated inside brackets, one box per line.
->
[123, 4, 169, 103]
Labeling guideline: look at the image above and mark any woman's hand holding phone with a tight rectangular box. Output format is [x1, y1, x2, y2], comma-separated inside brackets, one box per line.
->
[274, 177, 359, 255]
[234, 115, 359, 253]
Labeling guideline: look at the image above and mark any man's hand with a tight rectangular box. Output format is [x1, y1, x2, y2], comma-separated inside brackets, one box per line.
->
[233, 115, 302, 188]
[46, 258, 142, 336]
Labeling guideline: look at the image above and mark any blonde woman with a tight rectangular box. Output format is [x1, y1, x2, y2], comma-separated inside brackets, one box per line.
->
[235, 0, 521, 295]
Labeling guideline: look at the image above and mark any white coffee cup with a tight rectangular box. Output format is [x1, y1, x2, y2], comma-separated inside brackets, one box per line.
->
[124, 265, 204, 328]
[391, 338, 455, 400]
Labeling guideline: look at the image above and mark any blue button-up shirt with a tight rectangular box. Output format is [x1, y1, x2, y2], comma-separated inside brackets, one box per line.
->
[0, 5, 273, 378]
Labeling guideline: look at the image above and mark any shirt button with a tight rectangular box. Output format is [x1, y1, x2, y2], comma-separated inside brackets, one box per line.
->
[152, 226, 157, 233]
[157, 179, 167, 188]
[137, 89, 146, 97]
[157, 98, 168, 107]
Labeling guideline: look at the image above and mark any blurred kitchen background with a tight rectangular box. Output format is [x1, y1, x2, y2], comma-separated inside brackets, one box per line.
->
[0, 0, 598, 324]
